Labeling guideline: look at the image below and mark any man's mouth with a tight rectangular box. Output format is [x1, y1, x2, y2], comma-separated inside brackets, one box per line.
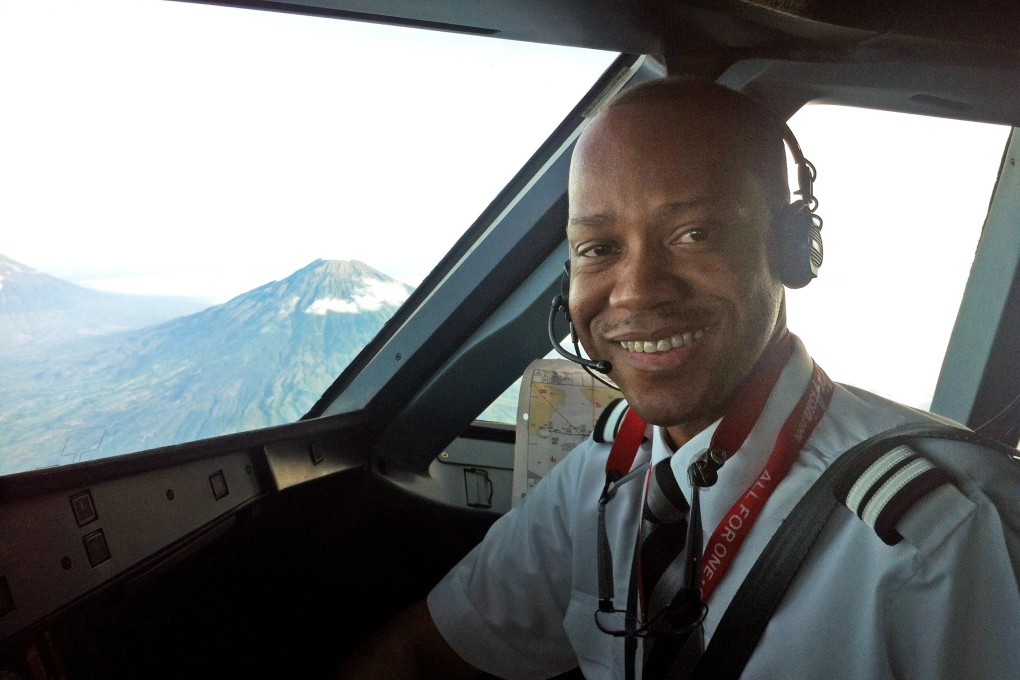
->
[618, 328, 706, 354]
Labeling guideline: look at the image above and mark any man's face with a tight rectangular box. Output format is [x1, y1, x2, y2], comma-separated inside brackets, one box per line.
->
[566, 99, 786, 438]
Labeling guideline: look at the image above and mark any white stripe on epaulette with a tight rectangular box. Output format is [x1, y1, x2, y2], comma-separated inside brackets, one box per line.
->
[836, 444, 954, 545]
[861, 458, 938, 528]
[845, 445, 915, 515]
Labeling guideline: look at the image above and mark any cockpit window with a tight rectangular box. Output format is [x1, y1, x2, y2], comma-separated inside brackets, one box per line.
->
[0, 0, 616, 475]
[785, 105, 1009, 411]
[477, 104, 1011, 424]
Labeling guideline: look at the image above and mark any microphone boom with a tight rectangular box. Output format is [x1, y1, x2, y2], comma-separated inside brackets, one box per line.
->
[548, 295, 613, 374]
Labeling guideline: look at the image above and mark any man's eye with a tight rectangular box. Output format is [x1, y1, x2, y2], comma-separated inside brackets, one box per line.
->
[676, 227, 710, 244]
[577, 244, 616, 258]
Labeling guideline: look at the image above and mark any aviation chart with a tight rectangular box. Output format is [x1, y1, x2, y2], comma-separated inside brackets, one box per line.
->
[512, 359, 619, 507]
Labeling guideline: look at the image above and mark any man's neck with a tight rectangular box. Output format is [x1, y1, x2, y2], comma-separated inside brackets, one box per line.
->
[663, 416, 720, 452]
[663, 326, 790, 451]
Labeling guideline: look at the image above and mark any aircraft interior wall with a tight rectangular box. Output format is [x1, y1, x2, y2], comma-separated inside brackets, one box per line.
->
[0, 466, 500, 679]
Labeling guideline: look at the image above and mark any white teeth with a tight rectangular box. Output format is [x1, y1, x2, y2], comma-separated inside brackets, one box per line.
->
[619, 329, 708, 354]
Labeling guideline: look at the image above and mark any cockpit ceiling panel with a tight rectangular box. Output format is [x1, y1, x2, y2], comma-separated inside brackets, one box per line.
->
[739, 0, 1020, 49]
[205, 0, 1020, 66]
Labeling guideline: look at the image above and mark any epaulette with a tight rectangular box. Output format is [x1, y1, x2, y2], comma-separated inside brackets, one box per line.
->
[833, 443, 955, 545]
[593, 398, 631, 443]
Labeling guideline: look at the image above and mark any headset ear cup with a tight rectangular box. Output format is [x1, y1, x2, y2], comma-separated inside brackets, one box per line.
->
[557, 260, 587, 347]
[559, 260, 572, 320]
[775, 201, 822, 289]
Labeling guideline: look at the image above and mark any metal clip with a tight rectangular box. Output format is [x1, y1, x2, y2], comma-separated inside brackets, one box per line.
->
[688, 446, 728, 488]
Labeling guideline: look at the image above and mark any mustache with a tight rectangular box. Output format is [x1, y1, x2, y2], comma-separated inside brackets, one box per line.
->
[597, 308, 718, 335]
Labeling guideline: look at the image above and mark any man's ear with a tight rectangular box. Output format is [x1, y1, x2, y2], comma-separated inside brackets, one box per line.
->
[560, 260, 572, 315]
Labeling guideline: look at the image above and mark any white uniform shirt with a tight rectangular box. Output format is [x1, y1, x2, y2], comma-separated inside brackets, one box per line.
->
[428, 338, 1020, 678]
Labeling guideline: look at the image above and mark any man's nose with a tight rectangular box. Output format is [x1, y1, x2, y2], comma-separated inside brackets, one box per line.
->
[608, 248, 688, 312]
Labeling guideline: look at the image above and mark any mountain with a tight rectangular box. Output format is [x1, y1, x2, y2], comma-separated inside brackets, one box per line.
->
[0, 259, 413, 475]
[0, 254, 208, 349]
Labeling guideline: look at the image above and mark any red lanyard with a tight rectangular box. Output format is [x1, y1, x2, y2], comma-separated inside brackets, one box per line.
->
[699, 359, 833, 600]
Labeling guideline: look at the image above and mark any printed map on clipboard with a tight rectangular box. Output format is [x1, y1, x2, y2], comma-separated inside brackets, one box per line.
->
[512, 359, 619, 507]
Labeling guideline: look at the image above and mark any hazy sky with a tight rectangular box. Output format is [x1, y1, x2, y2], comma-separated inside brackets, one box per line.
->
[0, 0, 1012, 409]
[0, 0, 615, 299]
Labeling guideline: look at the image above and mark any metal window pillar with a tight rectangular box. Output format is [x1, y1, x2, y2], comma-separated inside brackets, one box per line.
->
[932, 128, 1020, 442]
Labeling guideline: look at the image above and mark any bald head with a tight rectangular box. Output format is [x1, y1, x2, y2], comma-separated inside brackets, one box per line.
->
[591, 78, 791, 216]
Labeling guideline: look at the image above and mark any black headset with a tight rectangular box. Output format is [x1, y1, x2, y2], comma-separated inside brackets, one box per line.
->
[775, 123, 824, 289]
[549, 119, 823, 379]
[548, 261, 615, 381]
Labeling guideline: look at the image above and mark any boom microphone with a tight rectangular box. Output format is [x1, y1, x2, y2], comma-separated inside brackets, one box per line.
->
[548, 294, 613, 374]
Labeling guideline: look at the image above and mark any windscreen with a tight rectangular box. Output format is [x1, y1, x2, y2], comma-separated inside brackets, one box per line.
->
[0, 0, 616, 475]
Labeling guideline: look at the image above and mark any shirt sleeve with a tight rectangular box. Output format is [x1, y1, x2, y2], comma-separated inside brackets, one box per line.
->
[428, 440, 597, 680]
[884, 482, 1020, 679]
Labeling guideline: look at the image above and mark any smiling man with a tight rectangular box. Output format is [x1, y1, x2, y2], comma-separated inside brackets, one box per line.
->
[337, 79, 1020, 680]
[565, 81, 788, 447]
